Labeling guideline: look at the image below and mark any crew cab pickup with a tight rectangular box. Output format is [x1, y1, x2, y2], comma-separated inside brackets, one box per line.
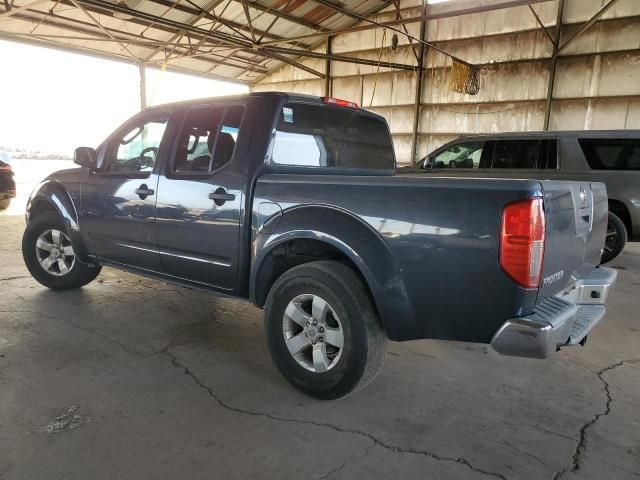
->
[23, 92, 617, 399]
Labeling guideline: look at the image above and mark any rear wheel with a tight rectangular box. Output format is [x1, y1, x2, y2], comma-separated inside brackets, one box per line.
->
[0, 197, 10, 210]
[264, 261, 387, 400]
[22, 211, 101, 289]
[601, 212, 627, 264]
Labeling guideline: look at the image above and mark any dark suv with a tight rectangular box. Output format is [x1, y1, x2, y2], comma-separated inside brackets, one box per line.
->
[0, 154, 16, 210]
[412, 131, 640, 263]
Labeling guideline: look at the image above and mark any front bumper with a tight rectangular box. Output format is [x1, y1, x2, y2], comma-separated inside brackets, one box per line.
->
[491, 267, 617, 359]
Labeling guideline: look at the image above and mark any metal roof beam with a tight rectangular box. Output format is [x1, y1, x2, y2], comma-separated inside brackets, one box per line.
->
[261, 45, 416, 71]
[528, 3, 556, 48]
[71, 0, 325, 77]
[306, 0, 366, 21]
[555, 0, 620, 56]
[0, 0, 47, 17]
[138, 0, 292, 44]
[2, 7, 267, 71]
[0, 31, 250, 83]
[243, 0, 330, 33]
[260, 0, 554, 47]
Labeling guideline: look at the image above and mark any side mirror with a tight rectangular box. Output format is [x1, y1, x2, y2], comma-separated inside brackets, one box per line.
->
[74, 147, 97, 169]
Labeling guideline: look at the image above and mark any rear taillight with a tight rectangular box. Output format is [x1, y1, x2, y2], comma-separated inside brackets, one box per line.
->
[322, 97, 359, 109]
[500, 198, 545, 288]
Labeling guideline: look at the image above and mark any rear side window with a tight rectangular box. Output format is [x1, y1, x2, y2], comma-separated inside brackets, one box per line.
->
[270, 103, 394, 170]
[491, 140, 539, 169]
[537, 139, 558, 170]
[173, 105, 244, 173]
[579, 138, 640, 170]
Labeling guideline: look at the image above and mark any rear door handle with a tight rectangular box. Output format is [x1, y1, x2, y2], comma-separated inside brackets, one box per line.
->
[135, 184, 154, 199]
[209, 188, 235, 206]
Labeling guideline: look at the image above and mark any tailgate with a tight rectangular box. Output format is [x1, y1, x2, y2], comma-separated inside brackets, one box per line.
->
[538, 180, 608, 298]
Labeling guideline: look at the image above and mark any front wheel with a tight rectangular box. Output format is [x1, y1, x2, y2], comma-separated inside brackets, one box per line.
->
[601, 212, 627, 264]
[22, 211, 102, 290]
[264, 261, 387, 400]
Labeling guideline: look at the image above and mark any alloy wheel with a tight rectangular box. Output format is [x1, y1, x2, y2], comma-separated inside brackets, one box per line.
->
[282, 294, 344, 373]
[604, 220, 617, 255]
[35, 229, 75, 276]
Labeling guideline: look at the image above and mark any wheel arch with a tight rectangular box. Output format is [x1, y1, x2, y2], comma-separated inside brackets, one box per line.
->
[26, 180, 92, 264]
[608, 198, 631, 239]
[250, 205, 419, 341]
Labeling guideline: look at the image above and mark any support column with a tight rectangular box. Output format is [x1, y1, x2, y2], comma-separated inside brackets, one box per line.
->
[324, 36, 332, 97]
[139, 62, 147, 110]
[410, 0, 427, 166]
[544, 0, 565, 130]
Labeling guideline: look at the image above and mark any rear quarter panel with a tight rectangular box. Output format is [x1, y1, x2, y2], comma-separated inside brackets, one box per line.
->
[253, 174, 542, 343]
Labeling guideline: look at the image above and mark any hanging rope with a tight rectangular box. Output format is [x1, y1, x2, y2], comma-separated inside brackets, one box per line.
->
[148, 61, 168, 106]
[368, 28, 387, 107]
[449, 60, 481, 96]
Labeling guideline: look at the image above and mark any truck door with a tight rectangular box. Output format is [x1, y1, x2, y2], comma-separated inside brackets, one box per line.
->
[154, 103, 246, 289]
[79, 111, 172, 271]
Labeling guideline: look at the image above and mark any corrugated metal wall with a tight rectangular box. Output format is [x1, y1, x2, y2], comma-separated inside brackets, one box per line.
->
[252, 0, 640, 165]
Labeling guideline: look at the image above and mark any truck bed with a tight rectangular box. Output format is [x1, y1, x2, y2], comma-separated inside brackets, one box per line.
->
[252, 173, 608, 344]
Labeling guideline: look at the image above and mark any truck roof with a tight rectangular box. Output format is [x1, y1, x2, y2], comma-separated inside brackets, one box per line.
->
[141, 91, 339, 112]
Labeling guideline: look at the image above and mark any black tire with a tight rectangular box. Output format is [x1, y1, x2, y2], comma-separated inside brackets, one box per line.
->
[0, 198, 10, 210]
[22, 211, 101, 290]
[601, 212, 627, 264]
[264, 261, 387, 400]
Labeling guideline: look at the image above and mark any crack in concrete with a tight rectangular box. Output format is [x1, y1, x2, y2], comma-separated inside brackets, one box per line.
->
[314, 440, 376, 480]
[4, 301, 505, 479]
[552, 358, 640, 480]
[0, 275, 31, 282]
[315, 460, 347, 480]
[165, 349, 507, 480]
[501, 438, 546, 466]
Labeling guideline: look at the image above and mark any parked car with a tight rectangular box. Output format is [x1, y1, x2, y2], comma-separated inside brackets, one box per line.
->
[409, 131, 640, 263]
[0, 153, 16, 210]
[22, 93, 617, 399]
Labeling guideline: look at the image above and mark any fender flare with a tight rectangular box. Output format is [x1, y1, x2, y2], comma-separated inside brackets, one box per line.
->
[26, 180, 93, 264]
[250, 205, 420, 341]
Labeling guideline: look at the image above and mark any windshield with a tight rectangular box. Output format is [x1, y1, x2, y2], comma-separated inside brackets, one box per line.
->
[424, 141, 484, 169]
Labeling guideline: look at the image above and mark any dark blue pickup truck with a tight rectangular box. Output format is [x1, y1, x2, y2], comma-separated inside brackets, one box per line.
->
[22, 92, 617, 399]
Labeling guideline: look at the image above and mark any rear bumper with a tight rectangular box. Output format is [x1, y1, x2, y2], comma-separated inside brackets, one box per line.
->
[491, 267, 617, 359]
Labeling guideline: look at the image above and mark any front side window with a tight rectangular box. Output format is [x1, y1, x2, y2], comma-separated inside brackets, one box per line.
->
[108, 117, 168, 173]
[271, 103, 394, 170]
[579, 138, 640, 170]
[431, 141, 484, 169]
[491, 140, 540, 169]
[173, 105, 244, 173]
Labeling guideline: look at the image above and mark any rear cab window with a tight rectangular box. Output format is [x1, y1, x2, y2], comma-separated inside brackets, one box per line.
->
[269, 102, 395, 171]
[579, 138, 640, 170]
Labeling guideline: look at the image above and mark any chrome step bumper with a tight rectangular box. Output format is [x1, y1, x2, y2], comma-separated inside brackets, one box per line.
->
[491, 267, 617, 359]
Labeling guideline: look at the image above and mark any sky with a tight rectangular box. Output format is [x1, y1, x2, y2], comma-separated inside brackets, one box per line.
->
[0, 40, 248, 154]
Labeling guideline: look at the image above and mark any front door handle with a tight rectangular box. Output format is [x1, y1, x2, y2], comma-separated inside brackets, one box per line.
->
[135, 184, 154, 199]
[209, 188, 235, 206]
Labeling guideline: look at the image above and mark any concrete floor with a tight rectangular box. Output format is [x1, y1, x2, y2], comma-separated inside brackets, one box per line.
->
[1, 213, 639, 480]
